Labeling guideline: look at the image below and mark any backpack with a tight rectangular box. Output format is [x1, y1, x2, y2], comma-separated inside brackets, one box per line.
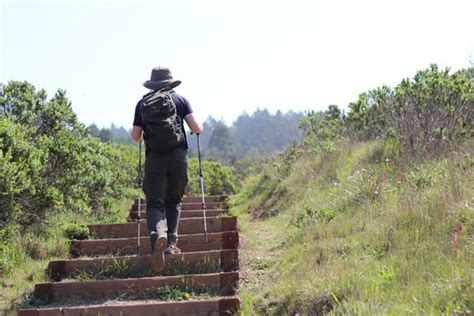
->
[140, 90, 185, 153]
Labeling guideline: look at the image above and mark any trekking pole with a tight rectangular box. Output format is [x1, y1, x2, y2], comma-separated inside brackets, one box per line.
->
[137, 140, 143, 255]
[196, 134, 208, 242]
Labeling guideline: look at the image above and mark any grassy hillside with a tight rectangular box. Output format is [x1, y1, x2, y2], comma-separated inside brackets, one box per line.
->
[231, 139, 473, 315]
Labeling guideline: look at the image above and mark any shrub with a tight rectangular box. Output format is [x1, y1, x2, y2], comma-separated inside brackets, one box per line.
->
[0, 81, 136, 229]
[299, 105, 345, 153]
[63, 224, 89, 240]
[186, 158, 237, 195]
[347, 65, 473, 156]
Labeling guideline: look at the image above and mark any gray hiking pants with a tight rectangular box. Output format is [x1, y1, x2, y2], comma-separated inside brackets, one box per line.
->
[143, 147, 188, 244]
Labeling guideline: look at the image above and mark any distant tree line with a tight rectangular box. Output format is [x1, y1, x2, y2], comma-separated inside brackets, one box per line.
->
[90, 109, 304, 162]
[88, 123, 133, 144]
[188, 109, 303, 161]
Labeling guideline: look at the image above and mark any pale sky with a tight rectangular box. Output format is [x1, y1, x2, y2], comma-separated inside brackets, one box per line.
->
[1, 0, 473, 128]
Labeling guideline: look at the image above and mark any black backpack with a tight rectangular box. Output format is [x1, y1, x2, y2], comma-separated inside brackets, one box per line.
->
[140, 90, 185, 153]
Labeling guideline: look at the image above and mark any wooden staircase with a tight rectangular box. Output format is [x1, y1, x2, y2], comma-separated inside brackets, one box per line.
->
[18, 196, 240, 315]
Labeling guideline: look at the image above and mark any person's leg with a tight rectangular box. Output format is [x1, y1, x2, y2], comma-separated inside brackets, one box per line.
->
[143, 152, 168, 270]
[164, 148, 188, 254]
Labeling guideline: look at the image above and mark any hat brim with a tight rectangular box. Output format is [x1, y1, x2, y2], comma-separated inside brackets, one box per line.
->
[143, 79, 181, 91]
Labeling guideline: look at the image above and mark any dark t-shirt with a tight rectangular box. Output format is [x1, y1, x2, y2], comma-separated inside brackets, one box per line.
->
[133, 90, 192, 150]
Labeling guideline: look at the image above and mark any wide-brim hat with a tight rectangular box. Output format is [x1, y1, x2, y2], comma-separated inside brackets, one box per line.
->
[143, 66, 181, 91]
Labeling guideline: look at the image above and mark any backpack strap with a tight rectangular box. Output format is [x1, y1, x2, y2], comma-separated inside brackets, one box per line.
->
[142, 90, 174, 108]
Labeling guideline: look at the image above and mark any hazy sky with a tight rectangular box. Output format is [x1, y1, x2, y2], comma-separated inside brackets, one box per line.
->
[2, 0, 473, 128]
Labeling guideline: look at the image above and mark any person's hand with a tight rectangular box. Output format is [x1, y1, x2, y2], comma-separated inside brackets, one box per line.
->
[135, 175, 142, 187]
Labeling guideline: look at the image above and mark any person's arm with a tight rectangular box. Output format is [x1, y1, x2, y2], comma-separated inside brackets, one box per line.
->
[131, 125, 143, 142]
[184, 113, 203, 134]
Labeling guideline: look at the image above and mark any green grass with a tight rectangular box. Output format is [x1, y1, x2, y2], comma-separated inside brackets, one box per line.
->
[233, 140, 474, 315]
[16, 284, 219, 309]
[0, 258, 50, 312]
[0, 219, 70, 312]
[67, 256, 221, 281]
[153, 284, 217, 301]
[68, 257, 132, 281]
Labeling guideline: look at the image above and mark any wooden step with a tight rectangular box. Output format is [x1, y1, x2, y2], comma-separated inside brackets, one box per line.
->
[136, 195, 228, 204]
[130, 202, 227, 212]
[183, 195, 228, 203]
[18, 296, 240, 316]
[49, 249, 239, 281]
[129, 209, 227, 220]
[33, 272, 239, 303]
[70, 231, 239, 258]
[89, 216, 237, 239]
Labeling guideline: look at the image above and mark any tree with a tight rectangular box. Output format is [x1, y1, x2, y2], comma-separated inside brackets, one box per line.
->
[88, 124, 100, 137]
[99, 128, 113, 142]
[231, 109, 303, 158]
[208, 121, 236, 162]
[187, 116, 217, 158]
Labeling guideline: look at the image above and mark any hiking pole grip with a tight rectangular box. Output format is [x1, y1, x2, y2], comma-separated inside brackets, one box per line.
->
[196, 134, 208, 242]
[137, 140, 143, 255]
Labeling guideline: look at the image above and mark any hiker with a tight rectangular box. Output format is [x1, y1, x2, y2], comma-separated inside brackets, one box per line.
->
[131, 66, 203, 271]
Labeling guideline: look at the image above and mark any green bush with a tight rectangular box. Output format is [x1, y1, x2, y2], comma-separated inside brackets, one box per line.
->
[347, 65, 473, 156]
[63, 224, 89, 240]
[0, 81, 137, 229]
[299, 105, 344, 153]
[186, 158, 236, 196]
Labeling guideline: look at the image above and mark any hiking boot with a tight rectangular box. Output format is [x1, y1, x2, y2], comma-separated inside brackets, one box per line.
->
[164, 242, 181, 255]
[150, 232, 167, 272]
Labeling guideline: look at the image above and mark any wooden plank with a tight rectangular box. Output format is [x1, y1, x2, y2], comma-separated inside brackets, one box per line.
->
[70, 231, 239, 258]
[49, 249, 239, 281]
[182, 195, 228, 203]
[88, 216, 237, 239]
[18, 296, 240, 316]
[130, 202, 227, 212]
[129, 209, 227, 220]
[33, 272, 239, 303]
